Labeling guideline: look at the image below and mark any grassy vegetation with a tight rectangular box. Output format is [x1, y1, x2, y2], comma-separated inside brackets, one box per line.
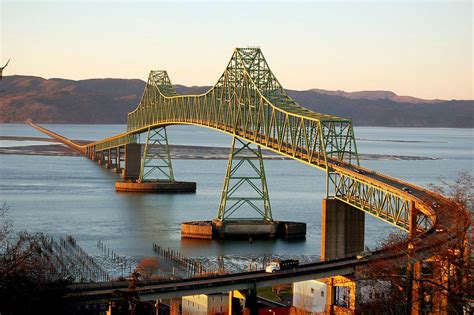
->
[257, 285, 292, 302]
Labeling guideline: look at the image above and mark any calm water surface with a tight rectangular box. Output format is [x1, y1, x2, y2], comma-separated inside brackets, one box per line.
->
[0, 124, 472, 262]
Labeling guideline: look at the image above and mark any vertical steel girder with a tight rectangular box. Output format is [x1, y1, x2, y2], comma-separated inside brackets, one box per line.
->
[138, 127, 174, 182]
[216, 137, 273, 222]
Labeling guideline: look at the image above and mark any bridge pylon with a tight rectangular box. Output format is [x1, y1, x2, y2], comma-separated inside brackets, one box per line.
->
[182, 136, 306, 240]
[114, 126, 196, 193]
[138, 126, 174, 182]
[216, 137, 273, 222]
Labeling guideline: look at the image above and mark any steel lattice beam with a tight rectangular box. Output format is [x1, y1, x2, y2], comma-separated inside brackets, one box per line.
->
[125, 48, 359, 169]
[138, 127, 174, 182]
[329, 171, 431, 232]
[82, 47, 433, 233]
[217, 137, 273, 222]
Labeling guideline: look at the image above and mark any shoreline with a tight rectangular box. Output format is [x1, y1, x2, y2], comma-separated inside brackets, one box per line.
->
[0, 136, 440, 161]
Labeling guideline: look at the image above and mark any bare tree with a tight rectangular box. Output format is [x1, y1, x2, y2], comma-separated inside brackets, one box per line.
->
[0, 204, 72, 314]
[356, 171, 473, 314]
[0, 59, 10, 80]
[136, 257, 159, 280]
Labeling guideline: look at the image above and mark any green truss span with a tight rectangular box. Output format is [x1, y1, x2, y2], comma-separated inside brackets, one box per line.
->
[84, 48, 434, 233]
[93, 48, 359, 170]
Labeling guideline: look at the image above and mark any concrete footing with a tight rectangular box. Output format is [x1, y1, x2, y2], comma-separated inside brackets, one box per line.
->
[115, 180, 196, 193]
[181, 220, 306, 240]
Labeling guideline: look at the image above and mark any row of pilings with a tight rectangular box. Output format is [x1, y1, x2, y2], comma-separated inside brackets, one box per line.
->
[152, 242, 209, 276]
[97, 240, 133, 278]
[43, 235, 110, 282]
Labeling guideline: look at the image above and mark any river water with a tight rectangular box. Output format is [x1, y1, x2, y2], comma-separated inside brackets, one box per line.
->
[0, 124, 472, 272]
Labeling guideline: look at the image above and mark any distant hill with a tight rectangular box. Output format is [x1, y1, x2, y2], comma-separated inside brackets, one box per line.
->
[1, 75, 472, 127]
[310, 88, 443, 104]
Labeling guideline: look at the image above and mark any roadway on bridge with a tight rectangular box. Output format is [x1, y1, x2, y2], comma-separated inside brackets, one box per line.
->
[28, 118, 467, 304]
[26, 47, 469, 302]
[66, 256, 358, 301]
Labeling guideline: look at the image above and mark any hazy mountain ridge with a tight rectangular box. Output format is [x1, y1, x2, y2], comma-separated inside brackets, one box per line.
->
[310, 88, 444, 104]
[1, 75, 472, 127]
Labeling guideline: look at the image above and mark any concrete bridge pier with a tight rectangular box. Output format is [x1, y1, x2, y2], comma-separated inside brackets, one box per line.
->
[89, 147, 98, 161]
[97, 150, 106, 165]
[115, 130, 196, 192]
[121, 143, 141, 179]
[228, 288, 257, 315]
[321, 198, 365, 260]
[181, 136, 306, 240]
[113, 146, 123, 174]
[105, 147, 117, 169]
[104, 149, 110, 166]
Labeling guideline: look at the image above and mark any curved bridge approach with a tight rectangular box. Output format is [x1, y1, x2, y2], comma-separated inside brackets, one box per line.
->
[29, 48, 469, 261]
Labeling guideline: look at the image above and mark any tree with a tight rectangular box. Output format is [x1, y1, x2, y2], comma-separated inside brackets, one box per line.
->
[136, 257, 159, 280]
[356, 171, 473, 314]
[0, 204, 70, 314]
[0, 204, 72, 314]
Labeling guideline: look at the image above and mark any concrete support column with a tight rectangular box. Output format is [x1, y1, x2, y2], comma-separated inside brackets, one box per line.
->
[321, 198, 365, 260]
[116, 147, 120, 167]
[325, 278, 335, 315]
[407, 200, 420, 315]
[105, 149, 112, 168]
[121, 146, 125, 168]
[109, 147, 118, 169]
[114, 146, 122, 174]
[411, 262, 421, 315]
[228, 291, 234, 315]
[91, 148, 98, 161]
[122, 143, 141, 179]
[244, 287, 258, 315]
[169, 298, 180, 315]
[97, 151, 105, 165]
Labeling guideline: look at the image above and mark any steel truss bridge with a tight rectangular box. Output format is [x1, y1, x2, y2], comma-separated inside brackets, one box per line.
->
[29, 48, 468, 297]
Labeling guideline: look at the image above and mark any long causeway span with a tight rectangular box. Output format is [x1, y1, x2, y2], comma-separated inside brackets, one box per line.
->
[28, 48, 469, 301]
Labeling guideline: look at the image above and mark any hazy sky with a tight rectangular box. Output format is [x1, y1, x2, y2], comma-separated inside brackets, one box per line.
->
[1, 0, 472, 100]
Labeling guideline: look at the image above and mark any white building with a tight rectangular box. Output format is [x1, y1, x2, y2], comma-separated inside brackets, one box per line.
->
[293, 280, 327, 313]
[182, 293, 229, 315]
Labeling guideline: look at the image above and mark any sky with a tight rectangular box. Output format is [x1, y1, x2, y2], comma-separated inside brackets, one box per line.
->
[1, 0, 472, 100]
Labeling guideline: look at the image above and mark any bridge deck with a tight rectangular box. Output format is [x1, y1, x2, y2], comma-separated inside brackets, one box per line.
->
[25, 47, 470, 301]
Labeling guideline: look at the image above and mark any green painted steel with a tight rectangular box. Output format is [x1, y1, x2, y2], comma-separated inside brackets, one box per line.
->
[125, 48, 359, 170]
[83, 47, 433, 232]
[93, 133, 137, 152]
[328, 171, 430, 232]
[217, 137, 272, 222]
[138, 127, 174, 182]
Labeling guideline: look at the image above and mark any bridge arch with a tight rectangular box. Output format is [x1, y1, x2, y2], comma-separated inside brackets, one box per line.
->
[85, 48, 435, 234]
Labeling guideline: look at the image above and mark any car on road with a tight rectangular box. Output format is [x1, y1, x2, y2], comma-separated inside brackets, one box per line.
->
[402, 186, 411, 193]
[356, 250, 372, 260]
[265, 259, 299, 273]
[432, 202, 440, 208]
[355, 169, 364, 174]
